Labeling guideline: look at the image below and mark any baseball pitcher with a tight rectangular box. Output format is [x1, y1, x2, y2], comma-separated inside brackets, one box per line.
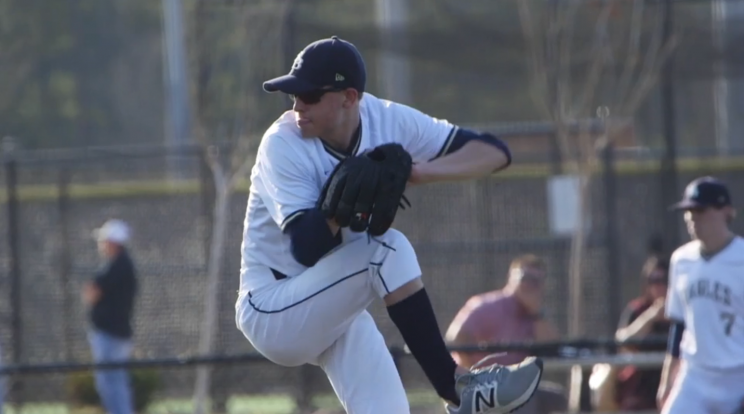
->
[235, 36, 543, 414]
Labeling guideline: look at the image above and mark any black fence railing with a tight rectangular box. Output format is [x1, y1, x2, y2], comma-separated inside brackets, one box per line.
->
[0, 337, 668, 413]
[0, 337, 668, 376]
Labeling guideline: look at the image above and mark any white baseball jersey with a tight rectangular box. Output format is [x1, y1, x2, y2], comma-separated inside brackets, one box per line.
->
[239, 93, 457, 293]
[666, 236, 744, 371]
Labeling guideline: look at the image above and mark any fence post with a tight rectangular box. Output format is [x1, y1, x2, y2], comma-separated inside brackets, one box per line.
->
[297, 364, 315, 413]
[474, 173, 499, 293]
[4, 149, 23, 407]
[602, 143, 621, 336]
[199, 147, 214, 260]
[198, 148, 231, 413]
[660, 0, 680, 249]
[549, 131, 563, 175]
[57, 168, 73, 361]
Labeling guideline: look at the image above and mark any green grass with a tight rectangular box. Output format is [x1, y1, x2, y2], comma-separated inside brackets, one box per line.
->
[2, 390, 443, 414]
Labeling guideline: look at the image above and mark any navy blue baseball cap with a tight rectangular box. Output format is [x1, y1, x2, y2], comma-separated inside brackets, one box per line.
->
[263, 36, 366, 95]
[670, 176, 732, 210]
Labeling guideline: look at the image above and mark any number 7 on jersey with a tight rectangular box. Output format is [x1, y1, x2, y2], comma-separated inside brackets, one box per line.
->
[720, 312, 735, 336]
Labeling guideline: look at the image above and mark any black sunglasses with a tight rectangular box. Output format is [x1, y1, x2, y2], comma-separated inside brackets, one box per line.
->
[290, 87, 344, 105]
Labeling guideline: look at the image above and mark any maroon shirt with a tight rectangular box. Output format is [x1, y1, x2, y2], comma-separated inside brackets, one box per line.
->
[615, 297, 671, 410]
[448, 290, 536, 367]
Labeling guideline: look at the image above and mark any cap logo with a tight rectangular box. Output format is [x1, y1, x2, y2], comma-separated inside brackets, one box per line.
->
[686, 184, 699, 200]
[335, 73, 345, 82]
[292, 54, 303, 71]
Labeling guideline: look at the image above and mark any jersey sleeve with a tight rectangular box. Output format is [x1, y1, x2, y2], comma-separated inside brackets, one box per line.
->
[255, 134, 319, 230]
[665, 253, 685, 322]
[391, 102, 458, 163]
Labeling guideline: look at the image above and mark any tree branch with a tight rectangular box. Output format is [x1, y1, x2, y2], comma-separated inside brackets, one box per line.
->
[573, 0, 615, 117]
[556, 0, 582, 120]
[622, 7, 679, 115]
[615, 0, 646, 107]
[518, 0, 553, 119]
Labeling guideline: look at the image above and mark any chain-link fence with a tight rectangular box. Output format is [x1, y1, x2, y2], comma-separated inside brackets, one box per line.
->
[1, 136, 743, 412]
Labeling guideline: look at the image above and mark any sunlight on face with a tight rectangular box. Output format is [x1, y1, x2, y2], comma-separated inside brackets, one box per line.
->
[510, 266, 546, 295]
[683, 207, 731, 240]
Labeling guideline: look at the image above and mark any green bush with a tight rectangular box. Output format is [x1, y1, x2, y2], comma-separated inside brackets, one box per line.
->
[67, 369, 161, 412]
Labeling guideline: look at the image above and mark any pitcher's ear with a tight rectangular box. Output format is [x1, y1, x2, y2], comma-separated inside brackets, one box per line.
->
[342, 88, 359, 108]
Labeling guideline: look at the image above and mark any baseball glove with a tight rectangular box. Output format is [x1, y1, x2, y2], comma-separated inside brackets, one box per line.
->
[317, 143, 413, 236]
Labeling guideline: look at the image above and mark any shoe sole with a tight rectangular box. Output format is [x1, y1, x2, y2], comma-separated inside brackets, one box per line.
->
[500, 358, 545, 414]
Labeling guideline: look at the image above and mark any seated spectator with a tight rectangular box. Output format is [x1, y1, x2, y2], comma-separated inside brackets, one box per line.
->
[445, 254, 567, 414]
[613, 255, 671, 411]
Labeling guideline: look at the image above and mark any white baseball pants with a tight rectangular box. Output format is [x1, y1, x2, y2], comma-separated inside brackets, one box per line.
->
[662, 361, 744, 414]
[236, 229, 422, 414]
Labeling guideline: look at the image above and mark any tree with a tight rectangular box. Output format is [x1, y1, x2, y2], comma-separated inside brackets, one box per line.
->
[517, 0, 677, 336]
[187, 1, 292, 413]
[0, 0, 162, 148]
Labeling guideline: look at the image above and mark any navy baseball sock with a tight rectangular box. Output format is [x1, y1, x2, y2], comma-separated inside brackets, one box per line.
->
[387, 288, 460, 405]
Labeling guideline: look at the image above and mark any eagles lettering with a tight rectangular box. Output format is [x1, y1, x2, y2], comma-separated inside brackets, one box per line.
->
[687, 279, 732, 306]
